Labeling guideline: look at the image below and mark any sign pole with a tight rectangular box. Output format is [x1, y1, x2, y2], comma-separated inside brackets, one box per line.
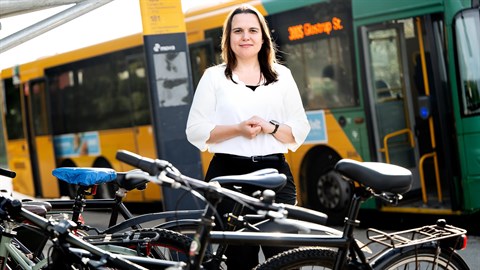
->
[139, 0, 203, 211]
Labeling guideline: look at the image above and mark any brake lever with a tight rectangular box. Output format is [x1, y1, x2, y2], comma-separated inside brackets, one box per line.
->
[373, 192, 402, 205]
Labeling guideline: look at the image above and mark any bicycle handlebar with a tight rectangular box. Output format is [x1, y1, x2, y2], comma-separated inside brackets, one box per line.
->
[0, 167, 16, 178]
[116, 150, 174, 176]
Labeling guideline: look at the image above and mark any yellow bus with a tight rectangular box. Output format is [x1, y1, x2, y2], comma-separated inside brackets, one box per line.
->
[1, 0, 479, 224]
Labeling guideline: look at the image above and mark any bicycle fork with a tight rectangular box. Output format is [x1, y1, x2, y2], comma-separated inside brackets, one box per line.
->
[0, 229, 13, 268]
[189, 188, 224, 270]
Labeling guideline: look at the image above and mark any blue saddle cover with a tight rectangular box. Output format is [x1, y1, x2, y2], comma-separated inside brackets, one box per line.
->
[53, 167, 117, 186]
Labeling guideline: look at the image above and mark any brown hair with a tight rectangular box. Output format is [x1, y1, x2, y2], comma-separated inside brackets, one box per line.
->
[221, 4, 278, 85]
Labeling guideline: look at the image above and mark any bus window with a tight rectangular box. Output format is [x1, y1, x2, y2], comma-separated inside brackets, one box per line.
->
[47, 47, 147, 135]
[30, 81, 49, 136]
[204, 27, 223, 65]
[123, 54, 150, 126]
[283, 40, 357, 110]
[0, 107, 7, 168]
[189, 39, 215, 90]
[3, 78, 24, 140]
[455, 8, 480, 116]
[268, 2, 357, 110]
[369, 28, 404, 102]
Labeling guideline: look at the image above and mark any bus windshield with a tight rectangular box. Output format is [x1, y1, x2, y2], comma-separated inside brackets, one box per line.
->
[455, 8, 480, 115]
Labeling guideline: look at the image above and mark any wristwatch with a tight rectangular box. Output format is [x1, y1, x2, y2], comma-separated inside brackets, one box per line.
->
[269, 120, 280, 135]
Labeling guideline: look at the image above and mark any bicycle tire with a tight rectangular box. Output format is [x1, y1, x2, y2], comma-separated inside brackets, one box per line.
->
[253, 247, 342, 270]
[372, 245, 470, 270]
[155, 219, 201, 235]
[86, 228, 213, 262]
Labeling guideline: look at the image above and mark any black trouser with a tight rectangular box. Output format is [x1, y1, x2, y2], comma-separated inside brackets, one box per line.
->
[205, 154, 297, 270]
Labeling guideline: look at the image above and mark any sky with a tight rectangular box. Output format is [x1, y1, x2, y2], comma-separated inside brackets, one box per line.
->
[0, 0, 220, 71]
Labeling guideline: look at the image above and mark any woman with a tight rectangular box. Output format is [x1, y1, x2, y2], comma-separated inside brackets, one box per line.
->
[186, 4, 310, 269]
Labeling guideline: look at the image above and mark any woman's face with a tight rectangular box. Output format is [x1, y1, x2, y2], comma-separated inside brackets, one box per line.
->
[230, 13, 263, 61]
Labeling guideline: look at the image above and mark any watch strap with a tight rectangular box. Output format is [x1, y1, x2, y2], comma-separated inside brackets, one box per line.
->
[269, 120, 280, 135]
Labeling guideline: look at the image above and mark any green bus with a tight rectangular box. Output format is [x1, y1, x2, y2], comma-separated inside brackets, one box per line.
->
[348, 0, 480, 220]
[186, 0, 480, 223]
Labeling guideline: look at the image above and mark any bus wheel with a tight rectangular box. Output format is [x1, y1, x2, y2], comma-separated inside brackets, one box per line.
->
[306, 156, 352, 225]
[57, 160, 78, 199]
[92, 158, 117, 199]
[94, 182, 116, 199]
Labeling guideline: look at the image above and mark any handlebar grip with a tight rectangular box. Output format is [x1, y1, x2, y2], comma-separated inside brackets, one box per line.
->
[0, 167, 16, 178]
[283, 204, 328, 225]
[0, 197, 22, 219]
[116, 150, 159, 176]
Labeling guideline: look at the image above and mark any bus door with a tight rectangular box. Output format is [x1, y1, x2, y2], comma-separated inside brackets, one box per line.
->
[361, 24, 422, 191]
[3, 79, 31, 195]
[361, 12, 462, 209]
[3, 78, 56, 197]
[361, 15, 455, 208]
[26, 79, 58, 198]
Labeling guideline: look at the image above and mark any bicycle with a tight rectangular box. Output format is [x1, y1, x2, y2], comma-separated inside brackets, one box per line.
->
[252, 158, 470, 269]
[114, 150, 470, 270]
[5, 166, 210, 265]
[0, 191, 186, 269]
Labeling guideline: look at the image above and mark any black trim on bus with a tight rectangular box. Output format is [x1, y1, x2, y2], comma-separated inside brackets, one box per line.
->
[26, 78, 47, 197]
[422, 14, 462, 211]
[356, 25, 379, 163]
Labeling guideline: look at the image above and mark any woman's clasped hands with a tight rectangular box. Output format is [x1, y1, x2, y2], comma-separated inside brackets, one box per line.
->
[241, 116, 274, 139]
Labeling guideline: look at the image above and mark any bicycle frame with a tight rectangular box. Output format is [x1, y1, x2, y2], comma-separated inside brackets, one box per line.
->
[193, 185, 467, 270]
[188, 186, 370, 270]
[0, 226, 48, 270]
[45, 187, 204, 234]
[1, 200, 189, 270]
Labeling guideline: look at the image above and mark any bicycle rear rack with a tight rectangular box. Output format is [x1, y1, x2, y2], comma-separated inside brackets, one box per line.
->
[366, 221, 467, 249]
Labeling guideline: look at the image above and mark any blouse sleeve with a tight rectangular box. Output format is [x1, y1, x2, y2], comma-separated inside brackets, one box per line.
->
[185, 68, 217, 151]
[282, 67, 311, 151]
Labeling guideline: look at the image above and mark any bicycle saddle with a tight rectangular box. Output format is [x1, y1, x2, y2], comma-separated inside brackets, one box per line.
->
[115, 170, 149, 191]
[52, 167, 117, 186]
[210, 169, 287, 191]
[21, 199, 53, 211]
[335, 159, 412, 194]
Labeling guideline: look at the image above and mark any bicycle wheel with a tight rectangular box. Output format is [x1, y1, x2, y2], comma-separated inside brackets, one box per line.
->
[155, 219, 201, 235]
[372, 246, 470, 270]
[85, 228, 213, 263]
[254, 247, 341, 270]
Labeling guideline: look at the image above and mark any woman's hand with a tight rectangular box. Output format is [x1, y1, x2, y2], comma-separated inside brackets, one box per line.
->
[246, 115, 274, 134]
[241, 117, 263, 138]
[208, 116, 294, 143]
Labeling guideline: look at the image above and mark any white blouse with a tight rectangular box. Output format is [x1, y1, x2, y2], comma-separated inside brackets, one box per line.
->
[186, 63, 310, 157]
